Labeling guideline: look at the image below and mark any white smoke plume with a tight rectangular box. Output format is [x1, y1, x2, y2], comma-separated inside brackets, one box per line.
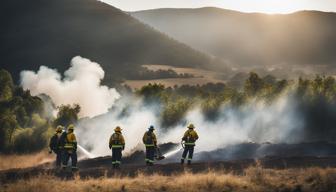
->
[76, 94, 304, 157]
[161, 96, 304, 152]
[19, 56, 304, 158]
[20, 56, 120, 118]
[77, 97, 160, 156]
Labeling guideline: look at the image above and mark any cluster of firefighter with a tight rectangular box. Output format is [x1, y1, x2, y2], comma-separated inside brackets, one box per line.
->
[49, 123, 198, 170]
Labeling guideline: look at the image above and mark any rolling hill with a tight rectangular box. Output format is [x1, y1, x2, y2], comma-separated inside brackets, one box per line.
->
[132, 7, 336, 74]
[0, 0, 219, 85]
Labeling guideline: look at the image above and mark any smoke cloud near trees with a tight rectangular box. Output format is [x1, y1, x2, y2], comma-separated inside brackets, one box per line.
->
[17, 56, 336, 158]
[20, 56, 120, 118]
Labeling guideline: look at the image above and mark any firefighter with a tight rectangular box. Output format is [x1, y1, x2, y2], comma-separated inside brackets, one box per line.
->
[62, 124, 78, 170]
[181, 124, 199, 165]
[142, 125, 157, 166]
[49, 125, 64, 168]
[109, 126, 125, 168]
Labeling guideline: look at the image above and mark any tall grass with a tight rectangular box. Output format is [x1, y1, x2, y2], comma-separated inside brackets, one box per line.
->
[0, 151, 53, 170]
[2, 167, 336, 192]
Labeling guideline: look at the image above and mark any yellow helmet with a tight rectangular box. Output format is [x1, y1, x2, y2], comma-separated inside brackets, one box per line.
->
[114, 126, 122, 132]
[187, 123, 195, 129]
[56, 125, 63, 133]
[68, 124, 75, 131]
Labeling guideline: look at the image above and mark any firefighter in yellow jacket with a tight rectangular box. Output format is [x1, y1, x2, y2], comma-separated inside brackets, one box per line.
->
[181, 124, 199, 165]
[109, 126, 125, 168]
[62, 124, 78, 170]
[142, 125, 157, 166]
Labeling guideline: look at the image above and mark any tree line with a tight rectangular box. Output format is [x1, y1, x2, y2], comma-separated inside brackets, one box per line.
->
[137, 72, 336, 128]
[1, 69, 335, 153]
[0, 69, 80, 153]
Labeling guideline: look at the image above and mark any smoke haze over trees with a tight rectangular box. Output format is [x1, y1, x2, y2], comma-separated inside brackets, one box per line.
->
[1, 65, 336, 154]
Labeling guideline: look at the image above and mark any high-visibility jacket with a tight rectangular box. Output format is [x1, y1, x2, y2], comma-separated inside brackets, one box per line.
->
[142, 131, 157, 147]
[182, 129, 199, 146]
[109, 132, 125, 149]
[64, 132, 77, 150]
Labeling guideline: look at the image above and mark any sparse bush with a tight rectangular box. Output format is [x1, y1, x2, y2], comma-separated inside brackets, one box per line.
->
[12, 114, 50, 153]
[53, 104, 80, 127]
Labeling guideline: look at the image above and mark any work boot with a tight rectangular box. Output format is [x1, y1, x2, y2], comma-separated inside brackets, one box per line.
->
[187, 160, 191, 165]
[71, 166, 78, 171]
[181, 159, 184, 164]
[62, 165, 67, 170]
[115, 164, 120, 169]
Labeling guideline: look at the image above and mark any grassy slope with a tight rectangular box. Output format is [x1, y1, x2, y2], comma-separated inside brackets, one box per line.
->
[132, 8, 336, 70]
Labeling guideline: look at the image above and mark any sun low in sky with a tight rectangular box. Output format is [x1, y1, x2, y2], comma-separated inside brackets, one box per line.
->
[102, 0, 336, 14]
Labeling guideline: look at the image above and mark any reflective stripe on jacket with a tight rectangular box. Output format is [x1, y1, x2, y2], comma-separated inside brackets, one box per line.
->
[142, 131, 157, 147]
[182, 129, 199, 146]
[109, 132, 125, 149]
[64, 132, 77, 149]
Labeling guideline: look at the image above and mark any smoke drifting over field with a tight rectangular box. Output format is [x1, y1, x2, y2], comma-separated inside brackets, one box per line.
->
[20, 56, 120, 118]
[161, 97, 303, 151]
[77, 97, 160, 156]
[76, 95, 304, 157]
[19, 57, 335, 158]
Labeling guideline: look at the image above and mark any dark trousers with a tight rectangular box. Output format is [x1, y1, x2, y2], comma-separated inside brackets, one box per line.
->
[145, 146, 155, 163]
[63, 150, 77, 167]
[182, 145, 194, 161]
[112, 148, 122, 165]
[55, 150, 63, 167]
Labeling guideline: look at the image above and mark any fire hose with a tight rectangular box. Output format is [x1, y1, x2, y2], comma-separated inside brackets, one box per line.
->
[181, 140, 185, 149]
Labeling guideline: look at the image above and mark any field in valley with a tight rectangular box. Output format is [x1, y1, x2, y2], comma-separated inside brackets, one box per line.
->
[123, 65, 226, 89]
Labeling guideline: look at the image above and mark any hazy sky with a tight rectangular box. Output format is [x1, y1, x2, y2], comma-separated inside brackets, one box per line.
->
[101, 0, 336, 14]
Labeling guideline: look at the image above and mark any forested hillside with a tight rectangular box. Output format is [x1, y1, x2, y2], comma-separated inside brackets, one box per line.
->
[0, 0, 218, 85]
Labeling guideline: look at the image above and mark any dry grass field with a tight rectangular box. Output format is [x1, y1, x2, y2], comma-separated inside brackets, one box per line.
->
[124, 64, 226, 89]
[2, 167, 336, 192]
[0, 151, 53, 170]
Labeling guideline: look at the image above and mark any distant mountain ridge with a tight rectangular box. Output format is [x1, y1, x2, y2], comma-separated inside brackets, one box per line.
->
[132, 7, 336, 74]
[0, 0, 218, 85]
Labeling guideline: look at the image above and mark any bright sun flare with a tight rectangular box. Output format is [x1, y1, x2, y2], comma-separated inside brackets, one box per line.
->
[103, 0, 335, 14]
[216, 0, 311, 14]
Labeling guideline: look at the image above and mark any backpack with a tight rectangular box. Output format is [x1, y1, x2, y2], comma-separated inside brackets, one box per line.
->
[145, 132, 153, 144]
[58, 132, 67, 148]
[185, 130, 196, 143]
[49, 135, 58, 151]
[112, 133, 121, 145]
